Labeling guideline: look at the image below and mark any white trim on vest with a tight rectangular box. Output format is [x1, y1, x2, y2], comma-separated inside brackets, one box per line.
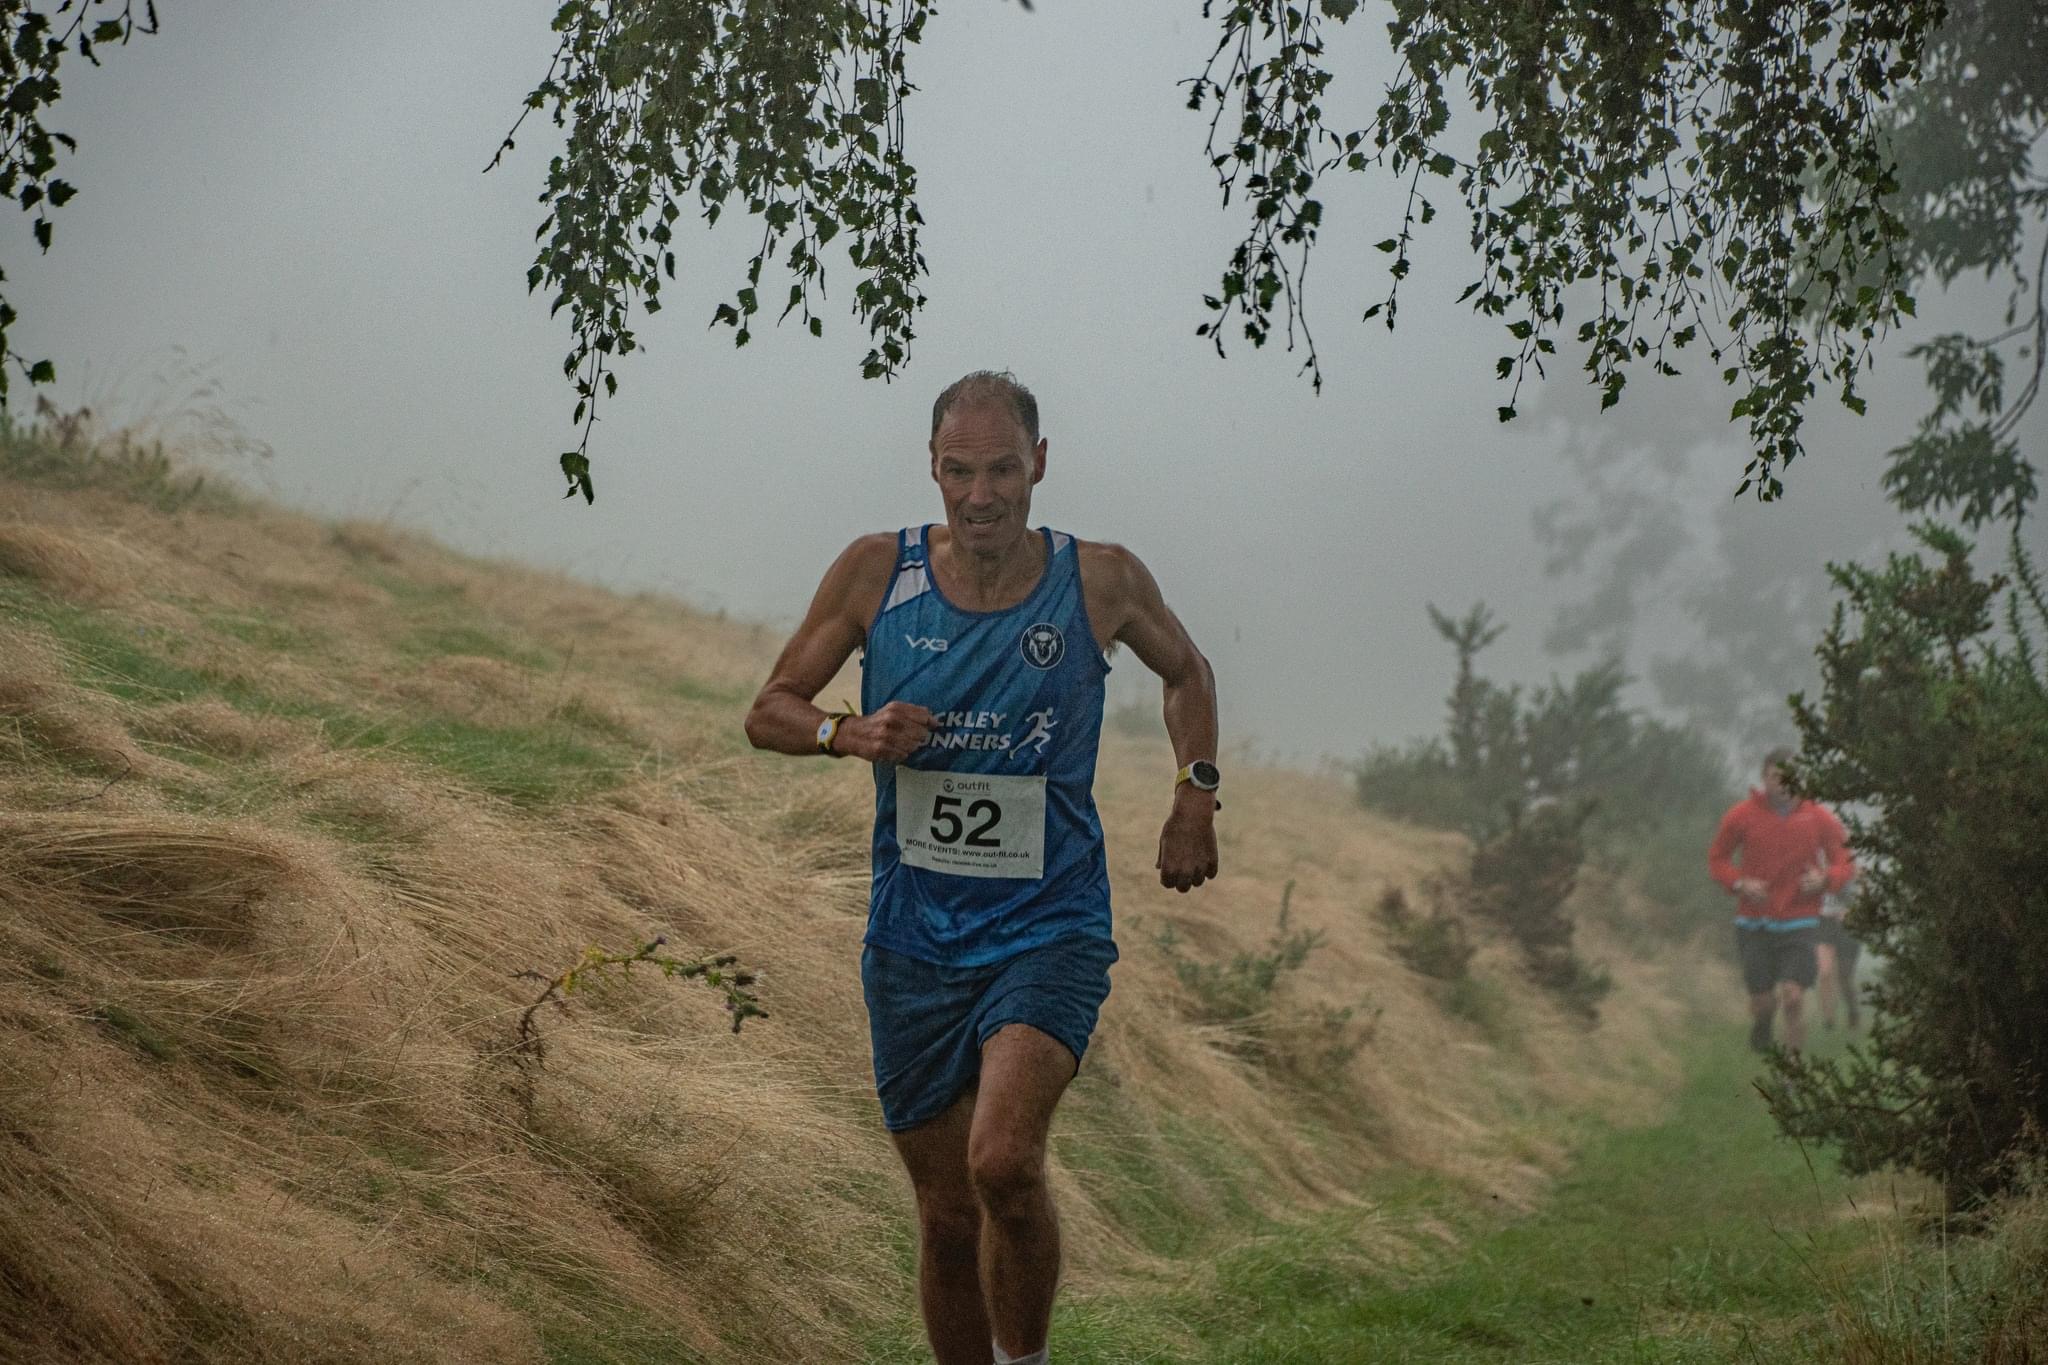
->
[883, 564, 930, 613]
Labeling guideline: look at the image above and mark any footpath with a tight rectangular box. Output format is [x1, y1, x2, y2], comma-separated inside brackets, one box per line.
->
[871, 1023, 1923, 1364]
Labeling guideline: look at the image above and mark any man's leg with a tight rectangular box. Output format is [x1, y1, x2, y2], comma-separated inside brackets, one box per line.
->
[1777, 981, 1807, 1053]
[1840, 938, 1863, 1029]
[1738, 929, 1775, 1052]
[969, 1023, 1077, 1361]
[1748, 990, 1778, 1052]
[1815, 940, 1839, 1029]
[891, 1092, 996, 1365]
[1777, 928, 1819, 1054]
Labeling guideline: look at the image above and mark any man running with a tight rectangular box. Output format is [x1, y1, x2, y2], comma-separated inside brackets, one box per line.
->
[1815, 877, 1865, 1031]
[1707, 748, 1855, 1055]
[744, 371, 1221, 1365]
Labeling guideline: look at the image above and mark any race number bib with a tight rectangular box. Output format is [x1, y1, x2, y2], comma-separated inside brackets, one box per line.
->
[894, 769, 1046, 880]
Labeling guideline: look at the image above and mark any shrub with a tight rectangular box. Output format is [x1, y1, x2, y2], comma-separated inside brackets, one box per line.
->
[1465, 800, 1612, 1018]
[1354, 739, 1482, 832]
[1374, 885, 1475, 982]
[1767, 523, 2048, 1207]
[1155, 880, 1324, 1027]
[1156, 880, 1376, 1076]
[1357, 600, 1737, 981]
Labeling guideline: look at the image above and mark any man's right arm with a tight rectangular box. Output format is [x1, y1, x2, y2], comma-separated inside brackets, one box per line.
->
[743, 535, 933, 761]
[1707, 807, 1765, 901]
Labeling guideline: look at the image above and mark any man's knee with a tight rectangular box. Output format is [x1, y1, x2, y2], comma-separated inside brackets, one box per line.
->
[1780, 982, 1805, 1009]
[968, 1135, 1047, 1221]
[915, 1187, 982, 1256]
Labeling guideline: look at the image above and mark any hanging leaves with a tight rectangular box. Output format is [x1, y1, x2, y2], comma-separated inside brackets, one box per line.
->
[1185, 0, 1950, 498]
[498, 0, 939, 503]
[0, 1, 159, 406]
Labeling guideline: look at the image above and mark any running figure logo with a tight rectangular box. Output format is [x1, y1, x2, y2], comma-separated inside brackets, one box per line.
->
[1013, 707, 1056, 760]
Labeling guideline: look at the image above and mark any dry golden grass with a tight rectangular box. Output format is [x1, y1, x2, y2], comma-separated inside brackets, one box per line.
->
[1, 457, 1705, 1363]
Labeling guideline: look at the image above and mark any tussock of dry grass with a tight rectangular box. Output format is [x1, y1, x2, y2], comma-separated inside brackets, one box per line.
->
[1, 456, 1703, 1363]
[0, 521, 140, 600]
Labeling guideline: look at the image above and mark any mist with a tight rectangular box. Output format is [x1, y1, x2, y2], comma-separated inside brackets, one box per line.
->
[11, 0, 2041, 764]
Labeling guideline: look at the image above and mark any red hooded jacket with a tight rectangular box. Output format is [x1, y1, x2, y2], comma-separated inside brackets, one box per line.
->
[1707, 791, 1854, 927]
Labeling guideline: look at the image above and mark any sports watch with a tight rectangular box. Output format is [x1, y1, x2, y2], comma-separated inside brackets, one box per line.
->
[816, 711, 853, 756]
[1175, 760, 1221, 794]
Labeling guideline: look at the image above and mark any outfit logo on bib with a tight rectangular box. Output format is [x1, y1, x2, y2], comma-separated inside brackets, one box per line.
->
[1020, 622, 1065, 670]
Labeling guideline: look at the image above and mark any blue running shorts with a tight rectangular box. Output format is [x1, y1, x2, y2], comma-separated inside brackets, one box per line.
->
[861, 934, 1118, 1133]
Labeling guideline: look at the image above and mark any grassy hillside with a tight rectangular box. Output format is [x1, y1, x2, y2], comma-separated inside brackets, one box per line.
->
[0, 427, 1786, 1363]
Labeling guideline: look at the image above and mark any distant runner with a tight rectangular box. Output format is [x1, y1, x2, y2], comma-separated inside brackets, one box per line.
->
[1707, 748, 1855, 1055]
[744, 371, 1221, 1365]
[1815, 877, 1865, 1031]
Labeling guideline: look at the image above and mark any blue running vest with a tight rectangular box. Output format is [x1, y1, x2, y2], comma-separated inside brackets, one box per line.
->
[862, 525, 1113, 966]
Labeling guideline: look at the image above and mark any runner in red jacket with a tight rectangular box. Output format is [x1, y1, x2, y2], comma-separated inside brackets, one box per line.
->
[1707, 749, 1855, 1054]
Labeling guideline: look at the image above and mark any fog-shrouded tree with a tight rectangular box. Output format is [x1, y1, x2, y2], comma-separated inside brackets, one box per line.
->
[1529, 0, 2045, 768]
[1760, 0, 2046, 1204]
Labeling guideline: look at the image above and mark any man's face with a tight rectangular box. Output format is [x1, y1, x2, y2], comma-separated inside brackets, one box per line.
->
[929, 401, 1046, 558]
[1762, 762, 1789, 803]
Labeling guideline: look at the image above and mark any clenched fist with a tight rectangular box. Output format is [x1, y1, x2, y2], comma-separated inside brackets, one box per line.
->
[1156, 785, 1220, 892]
[839, 702, 933, 763]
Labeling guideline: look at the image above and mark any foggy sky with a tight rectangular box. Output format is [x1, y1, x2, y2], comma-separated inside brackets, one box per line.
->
[12, 1, 2041, 763]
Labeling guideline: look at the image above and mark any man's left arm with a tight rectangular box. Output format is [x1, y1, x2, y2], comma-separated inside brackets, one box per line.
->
[1819, 805, 1855, 894]
[1089, 543, 1218, 893]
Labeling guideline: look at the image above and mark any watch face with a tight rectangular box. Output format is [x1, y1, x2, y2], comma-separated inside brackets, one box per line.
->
[1191, 761, 1220, 789]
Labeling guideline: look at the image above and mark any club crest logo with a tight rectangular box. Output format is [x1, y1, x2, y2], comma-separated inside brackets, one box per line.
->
[1019, 622, 1065, 670]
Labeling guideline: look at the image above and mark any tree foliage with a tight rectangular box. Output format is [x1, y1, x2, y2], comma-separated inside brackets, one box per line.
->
[1760, 0, 2048, 1206]
[501, 0, 1959, 499]
[0, 1, 155, 405]
[1531, 0, 2045, 761]
[1770, 515, 2048, 1207]
[495, 0, 951, 502]
[1189, 0, 1945, 497]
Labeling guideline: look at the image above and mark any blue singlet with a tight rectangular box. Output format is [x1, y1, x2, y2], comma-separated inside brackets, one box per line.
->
[861, 525, 1113, 967]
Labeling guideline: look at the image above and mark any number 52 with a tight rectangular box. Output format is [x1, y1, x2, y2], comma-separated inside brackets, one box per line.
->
[930, 794, 1002, 847]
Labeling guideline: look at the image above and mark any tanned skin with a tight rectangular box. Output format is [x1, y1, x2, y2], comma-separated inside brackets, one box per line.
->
[744, 399, 1219, 1363]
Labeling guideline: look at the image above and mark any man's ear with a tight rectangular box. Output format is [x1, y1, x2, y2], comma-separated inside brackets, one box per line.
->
[1031, 437, 1048, 485]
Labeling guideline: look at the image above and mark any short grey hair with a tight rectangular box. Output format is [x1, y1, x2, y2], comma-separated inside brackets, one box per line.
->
[1762, 746, 1795, 771]
[931, 370, 1039, 446]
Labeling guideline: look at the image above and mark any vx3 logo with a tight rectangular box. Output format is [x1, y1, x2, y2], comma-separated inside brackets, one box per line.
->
[905, 635, 950, 652]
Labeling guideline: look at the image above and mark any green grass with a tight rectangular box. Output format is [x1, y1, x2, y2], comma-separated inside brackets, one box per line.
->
[864, 1025, 1928, 1364]
[0, 424, 240, 512]
[340, 714, 620, 805]
[1, 582, 258, 706]
[201, 607, 320, 654]
[1184, 1032, 1870, 1364]
[4, 578, 625, 808]
[668, 676, 751, 708]
[400, 621, 551, 670]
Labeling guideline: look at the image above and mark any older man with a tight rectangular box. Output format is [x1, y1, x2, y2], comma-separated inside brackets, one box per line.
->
[1708, 748, 1855, 1055]
[744, 371, 1221, 1365]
